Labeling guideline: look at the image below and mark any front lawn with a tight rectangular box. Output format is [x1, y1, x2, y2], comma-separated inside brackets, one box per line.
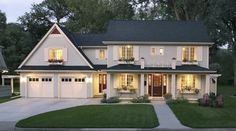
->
[169, 85, 236, 128]
[0, 95, 20, 104]
[16, 104, 158, 128]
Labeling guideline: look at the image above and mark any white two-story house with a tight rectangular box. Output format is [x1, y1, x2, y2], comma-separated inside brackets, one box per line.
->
[16, 20, 220, 100]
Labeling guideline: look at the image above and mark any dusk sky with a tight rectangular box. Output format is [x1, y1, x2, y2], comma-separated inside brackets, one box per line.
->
[0, 0, 44, 23]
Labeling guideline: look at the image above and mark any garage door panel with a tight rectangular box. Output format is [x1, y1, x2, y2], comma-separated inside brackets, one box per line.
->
[60, 77, 87, 98]
[28, 77, 54, 98]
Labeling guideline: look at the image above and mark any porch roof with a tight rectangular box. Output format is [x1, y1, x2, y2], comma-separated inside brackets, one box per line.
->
[104, 64, 216, 73]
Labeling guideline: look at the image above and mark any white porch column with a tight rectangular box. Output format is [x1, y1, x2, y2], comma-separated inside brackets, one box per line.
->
[205, 74, 210, 94]
[11, 78, 14, 93]
[2, 77, 4, 86]
[171, 74, 176, 99]
[86, 73, 93, 98]
[106, 73, 111, 98]
[140, 74, 144, 96]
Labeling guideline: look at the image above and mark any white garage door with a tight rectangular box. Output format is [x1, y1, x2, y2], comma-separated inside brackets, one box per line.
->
[60, 77, 87, 98]
[28, 77, 54, 98]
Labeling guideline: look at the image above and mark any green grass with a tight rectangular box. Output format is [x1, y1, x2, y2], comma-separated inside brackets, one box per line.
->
[16, 104, 159, 128]
[169, 85, 236, 128]
[0, 96, 20, 104]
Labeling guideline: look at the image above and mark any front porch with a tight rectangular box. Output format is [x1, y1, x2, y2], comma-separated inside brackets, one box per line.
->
[105, 73, 219, 100]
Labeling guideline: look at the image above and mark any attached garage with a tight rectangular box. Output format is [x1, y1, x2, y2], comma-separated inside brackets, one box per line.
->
[27, 77, 54, 98]
[60, 77, 87, 98]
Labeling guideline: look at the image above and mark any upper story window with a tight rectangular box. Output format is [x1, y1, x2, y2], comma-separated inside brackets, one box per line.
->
[182, 47, 196, 63]
[48, 48, 63, 64]
[119, 45, 134, 61]
[159, 48, 164, 55]
[99, 49, 105, 60]
[151, 47, 157, 56]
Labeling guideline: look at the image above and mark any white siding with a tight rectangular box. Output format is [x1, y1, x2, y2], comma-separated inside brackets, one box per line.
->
[25, 35, 89, 66]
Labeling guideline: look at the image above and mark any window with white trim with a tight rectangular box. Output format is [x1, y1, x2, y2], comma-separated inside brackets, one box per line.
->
[99, 49, 105, 60]
[119, 46, 134, 61]
[159, 48, 164, 55]
[119, 74, 134, 89]
[150, 47, 157, 56]
[181, 75, 196, 90]
[182, 47, 196, 62]
[49, 48, 63, 61]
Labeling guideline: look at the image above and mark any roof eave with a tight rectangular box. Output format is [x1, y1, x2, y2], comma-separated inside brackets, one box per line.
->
[102, 41, 214, 45]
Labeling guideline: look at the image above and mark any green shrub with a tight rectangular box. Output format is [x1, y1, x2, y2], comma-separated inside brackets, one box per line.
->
[166, 97, 188, 104]
[131, 94, 150, 103]
[163, 93, 172, 100]
[101, 97, 120, 103]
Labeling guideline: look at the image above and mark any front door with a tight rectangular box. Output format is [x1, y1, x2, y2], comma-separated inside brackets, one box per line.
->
[153, 75, 162, 97]
[99, 74, 107, 93]
[148, 74, 167, 97]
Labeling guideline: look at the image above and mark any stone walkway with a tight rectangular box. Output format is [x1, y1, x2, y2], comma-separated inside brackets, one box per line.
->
[152, 100, 189, 129]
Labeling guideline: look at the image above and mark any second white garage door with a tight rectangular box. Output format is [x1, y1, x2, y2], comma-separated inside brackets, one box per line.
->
[60, 77, 87, 98]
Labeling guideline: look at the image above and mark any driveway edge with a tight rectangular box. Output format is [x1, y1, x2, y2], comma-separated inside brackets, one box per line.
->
[14, 127, 236, 131]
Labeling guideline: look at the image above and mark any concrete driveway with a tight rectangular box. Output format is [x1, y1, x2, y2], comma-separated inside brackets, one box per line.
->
[0, 98, 94, 130]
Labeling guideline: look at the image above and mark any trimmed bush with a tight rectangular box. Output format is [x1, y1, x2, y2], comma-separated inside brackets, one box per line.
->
[163, 93, 172, 100]
[131, 94, 150, 103]
[101, 96, 120, 103]
[166, 97, 188, 104]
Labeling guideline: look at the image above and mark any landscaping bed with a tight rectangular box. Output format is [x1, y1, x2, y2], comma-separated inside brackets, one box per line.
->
[169, 85, 236, 128]
[16, 104, 158, 128]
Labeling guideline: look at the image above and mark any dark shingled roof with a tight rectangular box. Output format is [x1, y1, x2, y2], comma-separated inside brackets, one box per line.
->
[105, 64, 216, 73]
[105, 20, 212, 42]
[59, 20, 212, 47]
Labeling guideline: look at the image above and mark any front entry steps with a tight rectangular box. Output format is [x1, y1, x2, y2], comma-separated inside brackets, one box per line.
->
[151, 97, 165, 101]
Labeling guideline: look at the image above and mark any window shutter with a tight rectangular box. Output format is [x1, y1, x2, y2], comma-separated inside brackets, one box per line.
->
[113, 46, 118, 60]
[177, 46, 182, 61]
[197, 47, 203, 61]
[44, 48, 49, 61]
[105, 50, 107, 59]
[63, 48, 67, 61]
[134, 46, 139, 61]
[95, 49, 99, 59]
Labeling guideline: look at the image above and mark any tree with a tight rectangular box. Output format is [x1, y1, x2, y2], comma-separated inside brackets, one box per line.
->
[18, 0, 71, 43]
[65, 0, 134, 33]
[207, 0, 236, 87]
[0, 10, 6, 42]
[1, 23, 33, 73]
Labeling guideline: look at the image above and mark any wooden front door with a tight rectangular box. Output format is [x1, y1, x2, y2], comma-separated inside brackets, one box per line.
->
[148, 74, 166, 97]
[153, 75, 162, 97]
[99, 74, 107, 93]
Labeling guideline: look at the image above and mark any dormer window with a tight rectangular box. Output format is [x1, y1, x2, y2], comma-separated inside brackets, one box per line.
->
[48, 48, 63, 63]
[182, 47, 197, 63]
[119, 45, 134, 61]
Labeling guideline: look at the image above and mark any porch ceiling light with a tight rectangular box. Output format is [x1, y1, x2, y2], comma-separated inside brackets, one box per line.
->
[86, 77, 92, 83]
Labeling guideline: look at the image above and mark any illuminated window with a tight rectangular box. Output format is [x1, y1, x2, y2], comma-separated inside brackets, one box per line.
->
[150, 47, 157, 55]
[119, 46, 133, 60]
[181, 75, 196, 90]
[182, 47, 196, 62]
[159, 48, 164, 55]
[99, 49, 105, 60]
[120, 74, 133, 89]
[49, 48, 63, 60]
